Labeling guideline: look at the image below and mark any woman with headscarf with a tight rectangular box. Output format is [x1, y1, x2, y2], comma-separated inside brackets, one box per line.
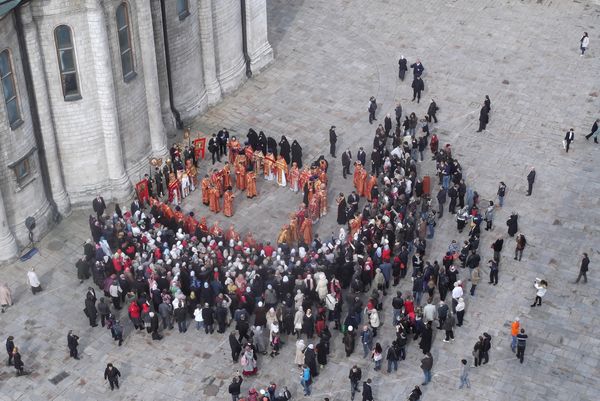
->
[279, 136, 291, 164]
[295, 338, 306, 367]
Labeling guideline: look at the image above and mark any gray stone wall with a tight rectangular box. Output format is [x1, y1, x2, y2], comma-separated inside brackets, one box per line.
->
[32, 1, 111, 202]
[212, 0, 246, 94]
[0, 13, 52, 251]
[164, 0, 208, 121]
[104, 0, 153, 176]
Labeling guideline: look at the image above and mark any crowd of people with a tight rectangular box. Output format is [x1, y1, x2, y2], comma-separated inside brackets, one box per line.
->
[5, 48, 587, 401]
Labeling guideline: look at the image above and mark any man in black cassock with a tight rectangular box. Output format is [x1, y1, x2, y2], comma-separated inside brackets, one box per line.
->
[267, 136, 278, 158]
[247, 128, 258, 149]
[279, 136, 291, 164]
[291, 140, 303, 168]
[258, 131, 268, 155]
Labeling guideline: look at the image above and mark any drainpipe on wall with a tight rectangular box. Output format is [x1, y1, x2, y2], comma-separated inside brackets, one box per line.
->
[14, 6, 61, 224]
[240, 0, 252, 78]
[159, 0, 183, 129]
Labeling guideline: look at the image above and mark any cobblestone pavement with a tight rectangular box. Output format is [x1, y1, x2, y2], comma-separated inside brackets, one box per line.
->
[1, 0, 600, 400]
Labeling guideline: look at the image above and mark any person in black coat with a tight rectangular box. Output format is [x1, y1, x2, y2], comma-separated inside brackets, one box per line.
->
[202, 303, 215, 334]
[208, 134, 220, 164]
[337, 193, 347, 225]
[448, 184, 458, 214]
[257, 131, 268, 155]
[368, 96, 377, 124]
[228, 375, 243, 399]
[362, 378, 374, 401]
[92, 196, 106, 220]
[410, 59, 424, 77]
[357, 147, 366, 166]
[247, 128, 259, 150]
[104, 363, 121, 390]
[341, 149, 352, 179]
[412, 77, 425, 103]
[584, 119, 599, 142]
[477, 105, 490, 132]
[229, 331, 242, 362]
[427, 99, 439, 123]
[398, 56, 408, 81]
[150, 312, 162, 340]
[329, 126, 337, 158]
[291, 140, 303, 168]
[303, 344, 319, 377]
[6, 336, 15, 366]
[12, 347, 24, 376]
[419, 322, 433, 354]
[267, 136, 278, 158]
[526, 167, 536, 196]
[506, 213, 518, 237]
[217, 128, 229, 157]
[279, 136, 291, 164]
[67, 330, 79, 359]
[408, 385, 422, 401]
[84, 296, 98, 327]
[384, 114, 393, 136]
[564, 129, 575, 153]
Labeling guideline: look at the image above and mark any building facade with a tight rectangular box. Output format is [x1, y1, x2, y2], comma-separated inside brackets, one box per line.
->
[0, 0, 273, 261]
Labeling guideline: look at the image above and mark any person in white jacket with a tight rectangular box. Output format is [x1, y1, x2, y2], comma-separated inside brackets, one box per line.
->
[531, 278, 548, 307]
[27, 268, 42, 295]
[580, 32, 590, 56]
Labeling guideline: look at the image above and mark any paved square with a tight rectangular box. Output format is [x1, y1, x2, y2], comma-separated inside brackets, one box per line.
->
[1, 1, 599, 400]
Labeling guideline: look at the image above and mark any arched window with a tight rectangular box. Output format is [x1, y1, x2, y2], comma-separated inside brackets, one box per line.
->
[116, 3, 135, 81]
[54, 25, 81, 100]
[177, 0, 190, 20]
[0, 50, 22, 128]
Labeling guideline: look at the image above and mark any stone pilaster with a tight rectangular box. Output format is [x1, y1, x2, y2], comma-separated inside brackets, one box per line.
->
[86, 0, 132, 201]
[198, 0, 222, 106]
[212, 0, 246, 94]
[137, 0, 168, 159]
[20, 3, 71, 216]
[244, 0, 273, 72]
[0, 189, 18, 262]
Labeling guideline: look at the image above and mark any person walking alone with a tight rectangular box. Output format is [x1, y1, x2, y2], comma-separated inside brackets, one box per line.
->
[368, 97, 377, 124]
[349, 365, 362, 401]
[458, 359, 470, 389]
[420, 352, 433, 385]
[514, 233, 527, 261]
[427, 99, 438, 123]
[362, 378, 374, 401]
[477, 104, 489, 132]
[530, 278, 547, 307]
[442, 312, 456, 342]
[412, 76, 425, 103]
[301, 364, 312, 396]
[580, 32, 589, 56]
[104, 363, 122, 390]
[67, 330, 80, 360]
[526, 167, 535, 196]
[6, 336, 14, 366]
[329, 126, 337, 158]
[398, 56, 408, 81]
[575, 253, 589, 284]
[584, 119, 599, 143]
[564, 128, 574, 153]
[497, 181, 506, 207]
[27, 268, 42, 295]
